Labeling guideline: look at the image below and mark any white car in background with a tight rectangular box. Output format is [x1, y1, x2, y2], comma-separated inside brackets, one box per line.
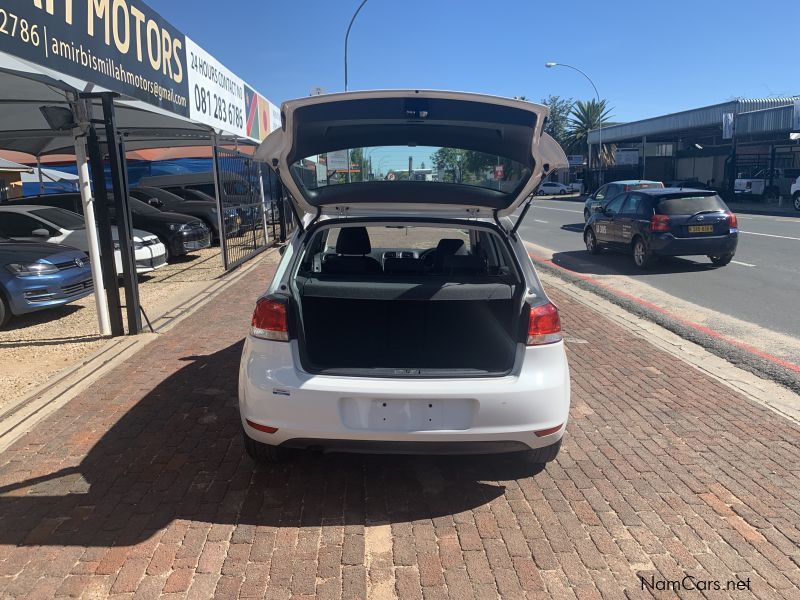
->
[791, 176, 800, 211]
[537, 181, 572, 195]
[238, 90, 571, 464]
[0, 205, 167, 275]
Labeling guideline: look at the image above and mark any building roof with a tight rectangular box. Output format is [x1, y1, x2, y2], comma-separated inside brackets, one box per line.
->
[0, 157, 33, 173]
[588, 97, 799, 144]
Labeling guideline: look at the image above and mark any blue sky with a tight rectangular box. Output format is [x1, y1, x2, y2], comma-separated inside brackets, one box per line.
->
[149, 0, 798, 125]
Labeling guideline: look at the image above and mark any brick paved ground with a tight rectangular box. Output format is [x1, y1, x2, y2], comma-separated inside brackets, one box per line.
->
[0, 249, 799, 599]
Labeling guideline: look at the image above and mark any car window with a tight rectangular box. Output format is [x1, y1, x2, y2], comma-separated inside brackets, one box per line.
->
[0, 212, 53, 237]
[594, 185, 607, 200]
[606, 184, 621, 199]
[324, 226, 471, 253]
[604, 194, 626, 216]
[656, 194, 728, 215]
[29, 207, 86, 230]
[622, 194, 642, 216]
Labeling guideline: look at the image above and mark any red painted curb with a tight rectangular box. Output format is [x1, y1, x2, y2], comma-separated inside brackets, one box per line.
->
[529, 252, 800, 375]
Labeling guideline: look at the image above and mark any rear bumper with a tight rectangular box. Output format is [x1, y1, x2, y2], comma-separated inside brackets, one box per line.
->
[238, 337, 571, 453]
[649, 232, 738, 256]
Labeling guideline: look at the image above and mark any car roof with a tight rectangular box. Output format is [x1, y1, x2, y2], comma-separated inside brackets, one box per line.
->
[636, 187, 716, 196]
[608, 180, 662, 185]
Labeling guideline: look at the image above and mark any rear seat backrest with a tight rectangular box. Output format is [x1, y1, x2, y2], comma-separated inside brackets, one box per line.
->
[383, 257, 424, 275]
[441, 254, 488, 276]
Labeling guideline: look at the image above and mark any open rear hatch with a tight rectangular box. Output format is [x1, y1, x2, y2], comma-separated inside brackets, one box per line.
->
[255, 90, 567, 220]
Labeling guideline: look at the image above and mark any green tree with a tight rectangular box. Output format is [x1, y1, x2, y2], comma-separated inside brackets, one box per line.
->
[566, 99, 613, 164]
[540, 95, 574, 150]
[350, 147, 365, 182]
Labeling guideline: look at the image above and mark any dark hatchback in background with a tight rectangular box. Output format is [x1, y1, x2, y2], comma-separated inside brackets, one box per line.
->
[583, 188, 738, 269]
[12, 193, 211, 261]
[0, 235, 93, 328]
[129, 186, 241, 241]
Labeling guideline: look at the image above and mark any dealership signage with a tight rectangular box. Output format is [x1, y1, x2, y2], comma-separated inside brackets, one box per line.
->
[0, 1, 277, 141]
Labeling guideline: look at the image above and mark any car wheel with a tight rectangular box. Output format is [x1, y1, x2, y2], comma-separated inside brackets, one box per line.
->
[709, 254, 733, 267]
[559, 189, 567, 195]
[537, 189, 546, 196]
[793, 193, 800, 211]
[584, 228, 600, 254]
[0, 293, 10, 329]
[242, 430, 291, 463]
[522, 439, 562, 465]
[764, 187, 779, 201]
[632, 237, 652, 269]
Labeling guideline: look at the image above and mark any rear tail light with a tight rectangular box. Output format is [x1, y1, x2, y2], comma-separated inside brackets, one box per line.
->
[251, 298, 289, 341]
[745, 182, 752, 189]
[650, 214, 670, 232]
[527, 302, 562, 346]
[726, 211, 738, 229]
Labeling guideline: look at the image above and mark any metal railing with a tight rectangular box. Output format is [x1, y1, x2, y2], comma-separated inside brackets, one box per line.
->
[213, 147, 295, 270]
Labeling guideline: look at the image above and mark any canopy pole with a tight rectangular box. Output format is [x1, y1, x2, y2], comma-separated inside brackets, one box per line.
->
[36, 155, 43, 195]
[71, 98, 111, 336]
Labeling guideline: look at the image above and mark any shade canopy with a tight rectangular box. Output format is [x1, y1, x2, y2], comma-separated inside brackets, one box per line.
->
[0, 54, 256, 159]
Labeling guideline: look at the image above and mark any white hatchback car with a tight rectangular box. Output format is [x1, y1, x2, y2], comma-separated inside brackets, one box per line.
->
[0, 205, 167, 275]
[537, 181, 572, 195]
[239, 90, 570, 463]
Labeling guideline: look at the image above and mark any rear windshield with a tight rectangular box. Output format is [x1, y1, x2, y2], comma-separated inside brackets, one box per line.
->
[292, 146, 529, 193]
[297, 223, 518, 278]
[656, 194, 727, 215]
[627, 182, 663, 191]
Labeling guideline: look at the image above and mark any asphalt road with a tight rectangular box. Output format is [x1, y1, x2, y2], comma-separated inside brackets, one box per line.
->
[517, 197, 800, 339]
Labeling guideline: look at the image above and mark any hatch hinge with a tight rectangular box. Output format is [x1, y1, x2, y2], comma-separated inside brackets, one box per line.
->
[335, 206, 351, 219]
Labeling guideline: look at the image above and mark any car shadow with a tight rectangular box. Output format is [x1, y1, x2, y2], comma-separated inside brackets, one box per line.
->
[2, 304, 85, 331]
[0, 340, 545, 548]
[550, 250, 717, 276]
[560, 223, 586, 234]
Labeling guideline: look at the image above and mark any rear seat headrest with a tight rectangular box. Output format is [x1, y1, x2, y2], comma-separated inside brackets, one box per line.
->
[435, 238, 466, 257]
[336, 227, 372, 255]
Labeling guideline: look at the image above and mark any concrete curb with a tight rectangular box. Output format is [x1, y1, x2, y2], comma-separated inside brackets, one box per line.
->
[0, 248, 277, 452]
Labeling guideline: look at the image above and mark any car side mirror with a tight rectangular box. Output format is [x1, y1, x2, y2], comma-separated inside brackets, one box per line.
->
[31, 228, 50, 237]
[592, 204, 604, 213]
[278, 244, 288, 256]
[147, 198, 164, 208]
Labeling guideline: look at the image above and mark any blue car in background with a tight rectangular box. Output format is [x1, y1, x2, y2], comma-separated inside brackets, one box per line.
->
[0, 236, 93, 328]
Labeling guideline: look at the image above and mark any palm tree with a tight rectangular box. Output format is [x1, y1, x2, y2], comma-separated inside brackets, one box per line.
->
[566, 99, 613, 165]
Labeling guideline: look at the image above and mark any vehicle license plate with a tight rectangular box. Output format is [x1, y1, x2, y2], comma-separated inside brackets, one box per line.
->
[688, 225, 713, 233]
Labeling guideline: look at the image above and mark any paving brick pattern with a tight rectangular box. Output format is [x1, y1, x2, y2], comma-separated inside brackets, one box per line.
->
[0, 249, 799, 599]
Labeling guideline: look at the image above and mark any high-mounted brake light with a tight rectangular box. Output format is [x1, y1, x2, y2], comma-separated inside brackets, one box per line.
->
[251, 298, 289, 341]
[527, 303, 562, 346]
[726, 211, 738, 229]
[650, 214, 670, 232]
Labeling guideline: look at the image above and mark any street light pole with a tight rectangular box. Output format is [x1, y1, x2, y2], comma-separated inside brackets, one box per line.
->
[344, 0, 369, 184]
[545, 61, 603, 186]
[344, 0, 370, 92]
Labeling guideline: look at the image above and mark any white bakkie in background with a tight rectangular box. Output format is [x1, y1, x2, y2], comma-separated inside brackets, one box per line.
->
[238, 90, 571, 463]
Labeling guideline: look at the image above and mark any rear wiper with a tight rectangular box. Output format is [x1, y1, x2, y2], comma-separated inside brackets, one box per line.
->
[688, 209, 722, 219]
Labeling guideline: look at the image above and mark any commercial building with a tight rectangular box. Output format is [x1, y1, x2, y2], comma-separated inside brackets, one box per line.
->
[587, 97, 800, 196]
